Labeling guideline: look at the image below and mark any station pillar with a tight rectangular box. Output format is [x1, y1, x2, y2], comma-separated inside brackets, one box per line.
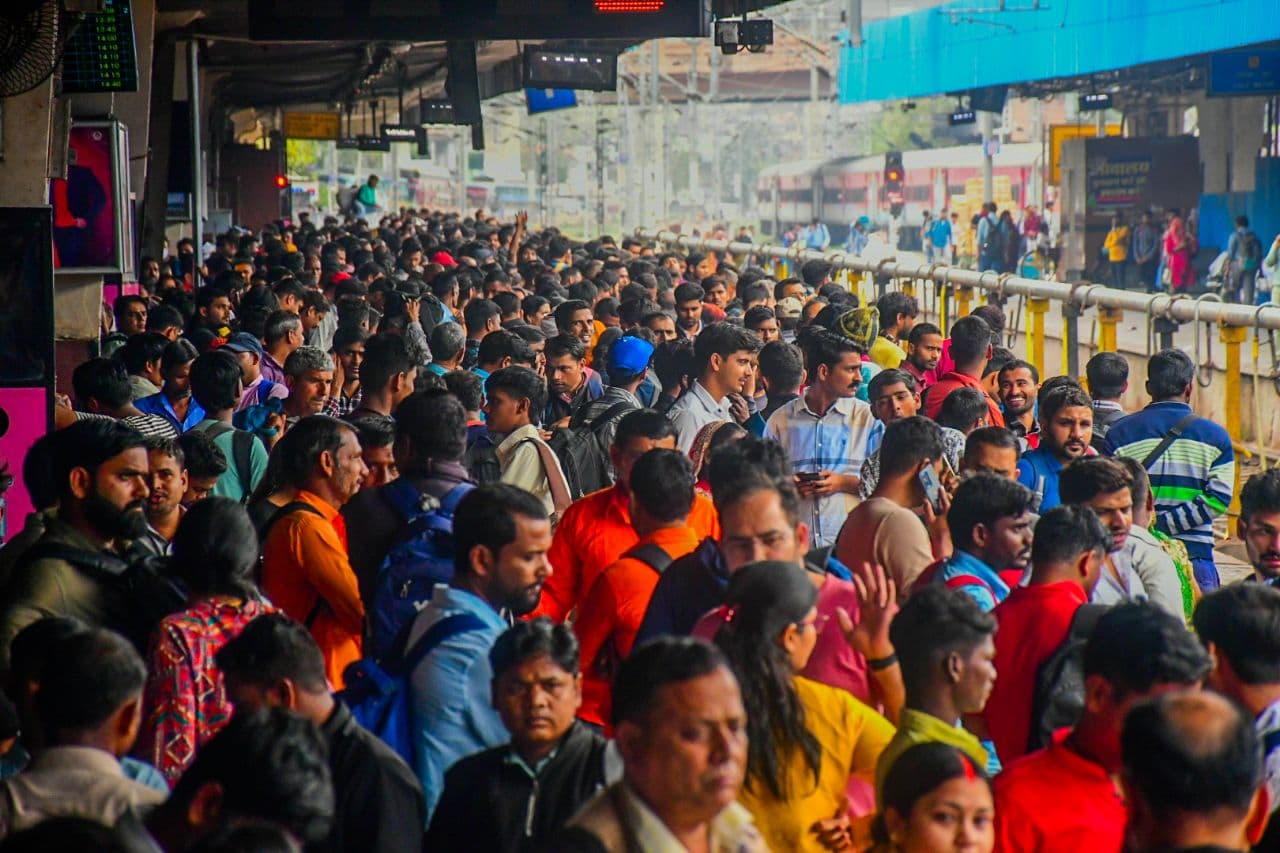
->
[1222, 324, 1247, 524]
[1026, 297, 1049, 378]
[1098, 307, 1122, 353]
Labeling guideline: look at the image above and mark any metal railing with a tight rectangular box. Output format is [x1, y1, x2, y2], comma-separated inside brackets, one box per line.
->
[635, 229, 1280, 334]
[636, 227, 1280, 512]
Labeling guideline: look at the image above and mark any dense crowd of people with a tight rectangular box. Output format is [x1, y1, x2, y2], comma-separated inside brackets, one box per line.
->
[0, 203, 1276, 853]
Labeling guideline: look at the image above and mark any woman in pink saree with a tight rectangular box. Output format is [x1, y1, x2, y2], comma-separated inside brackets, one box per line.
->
[1164, 216, 1196, 291]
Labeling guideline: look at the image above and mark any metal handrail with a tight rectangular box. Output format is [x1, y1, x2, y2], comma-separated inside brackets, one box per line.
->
[637, 229, 1280, 332]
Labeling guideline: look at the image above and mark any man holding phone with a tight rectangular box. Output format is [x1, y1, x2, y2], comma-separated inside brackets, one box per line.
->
[765, 331, 877, 548]
[836, 416, 953, 595]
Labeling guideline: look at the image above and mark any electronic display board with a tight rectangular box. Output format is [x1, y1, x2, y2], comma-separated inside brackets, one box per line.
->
[61, 0, 139, 94]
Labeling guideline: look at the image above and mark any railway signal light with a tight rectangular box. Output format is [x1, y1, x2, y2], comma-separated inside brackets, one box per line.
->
[275, 175, 289, 188]
[884, 152, 904, 217]
[884, 152, 904, 187]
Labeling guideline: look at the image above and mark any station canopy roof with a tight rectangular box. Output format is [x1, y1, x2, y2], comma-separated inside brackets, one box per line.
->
[837, 0, 1280, 104]
[154, 0, 800, 115]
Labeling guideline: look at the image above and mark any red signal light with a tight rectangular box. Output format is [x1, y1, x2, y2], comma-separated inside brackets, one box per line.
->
[886, 168, 902, 183]
[275, 175, 289, 188]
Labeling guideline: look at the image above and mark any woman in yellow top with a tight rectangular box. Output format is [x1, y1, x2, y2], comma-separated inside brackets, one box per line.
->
[714, 561, 896, 852]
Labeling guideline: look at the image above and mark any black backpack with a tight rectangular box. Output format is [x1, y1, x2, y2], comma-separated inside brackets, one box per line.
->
[980, 216, 1006, 258]
[589, 543, 674, 681]
[545, 401, 636, 499]
[16, 542, 185, 657]
[1026, 604, 1109, 752]
[463, 431, 503, 485]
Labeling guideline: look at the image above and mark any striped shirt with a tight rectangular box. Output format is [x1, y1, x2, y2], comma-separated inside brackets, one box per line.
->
[1104, 401, 1234, 562]
[765, 394, 877, 548]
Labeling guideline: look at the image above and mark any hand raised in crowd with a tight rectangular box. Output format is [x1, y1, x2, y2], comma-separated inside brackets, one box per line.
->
[405, 296, 422, 325]
[53, 393, 77, 429]
[839, 561, 898, 662]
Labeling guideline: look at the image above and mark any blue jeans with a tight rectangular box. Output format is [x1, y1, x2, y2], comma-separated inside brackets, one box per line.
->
[1192, 557, 1220, 591]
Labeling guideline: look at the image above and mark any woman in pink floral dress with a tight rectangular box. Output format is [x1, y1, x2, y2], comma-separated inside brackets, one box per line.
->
[134, 497, 274, 782]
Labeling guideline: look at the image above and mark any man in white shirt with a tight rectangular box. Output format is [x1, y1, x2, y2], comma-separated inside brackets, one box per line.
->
[667, 323, 760, 453]
[766, 330, 876, 548]
[0, 626, 165, 833]
[556, 637, 765, 852]
[484, 366, 570, 520]
[1060, 458, 1183, 618]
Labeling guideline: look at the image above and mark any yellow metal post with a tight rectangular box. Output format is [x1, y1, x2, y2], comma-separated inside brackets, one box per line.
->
[901, 279, 916, 299]
[1222, 324, 1247, 525]
[1027, 297, 1049, 377]
[777, 260, 788, 279]
[939, 285, 949, 336]
[956, 286, 974, 318]
[1097, 306, 1122, 352]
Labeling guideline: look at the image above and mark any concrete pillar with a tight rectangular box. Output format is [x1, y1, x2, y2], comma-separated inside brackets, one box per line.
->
[0, 79, 55, 206]
[1198, 94, 1267, 194]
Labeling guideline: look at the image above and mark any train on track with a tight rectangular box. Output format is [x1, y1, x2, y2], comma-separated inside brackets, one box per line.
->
[754, 142, 1044, 246]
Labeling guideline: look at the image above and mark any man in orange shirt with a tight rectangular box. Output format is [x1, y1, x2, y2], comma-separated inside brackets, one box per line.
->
[575, 448, 700, 729]
[261, 415, 369, 688]
[535, 410, 718, 623]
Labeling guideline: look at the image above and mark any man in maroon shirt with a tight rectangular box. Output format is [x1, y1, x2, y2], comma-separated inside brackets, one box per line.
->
[983, 505, 1109, 764]
[993, 602, 1211, 853]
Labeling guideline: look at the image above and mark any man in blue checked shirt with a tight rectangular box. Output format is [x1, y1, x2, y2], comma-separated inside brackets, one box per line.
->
[765, 330, 877, 548]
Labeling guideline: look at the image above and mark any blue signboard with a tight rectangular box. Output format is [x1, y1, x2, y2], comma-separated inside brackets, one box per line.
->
[1208, 48, 1280, 96]
[526, 88, 578, 115]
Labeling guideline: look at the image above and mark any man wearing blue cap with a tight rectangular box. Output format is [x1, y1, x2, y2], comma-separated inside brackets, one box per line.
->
[223, 332, 289, 413]
[574, 335, 655, 464]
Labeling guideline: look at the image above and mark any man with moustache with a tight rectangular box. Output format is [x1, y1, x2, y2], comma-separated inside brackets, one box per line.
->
[1240, 470, 1280, 586]
[407, 483, 553, 820]
[1059, 458, 1184, 618]
[0, 420, 173, 668]
[765, 330, 874, 548]
[1016, 384, 1094, 512]
[924, 474, 1036, 611]
[997, 360, 1041, 449]
[134, 437, 189, 558]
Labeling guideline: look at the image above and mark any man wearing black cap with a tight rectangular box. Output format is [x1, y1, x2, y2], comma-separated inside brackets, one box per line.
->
[224, 332, 289, 413]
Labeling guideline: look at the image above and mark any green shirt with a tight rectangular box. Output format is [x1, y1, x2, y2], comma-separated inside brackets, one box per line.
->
[874, 708, 989, 802]
[191, 419, 268, 502]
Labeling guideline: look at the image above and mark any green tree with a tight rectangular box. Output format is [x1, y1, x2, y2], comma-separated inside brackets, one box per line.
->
[285, 139, 328, 177]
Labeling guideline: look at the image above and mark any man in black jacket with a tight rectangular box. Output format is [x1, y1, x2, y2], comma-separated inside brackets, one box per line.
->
[217, 614, 425, 853]
[0, 419, 174, 671]
[426, 618, 612, 851]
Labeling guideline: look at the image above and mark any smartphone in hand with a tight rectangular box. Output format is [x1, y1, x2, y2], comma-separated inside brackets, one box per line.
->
[918, 465, 944, 514]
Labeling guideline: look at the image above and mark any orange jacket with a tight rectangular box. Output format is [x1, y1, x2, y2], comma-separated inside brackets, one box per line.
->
[536, 485, 719, 622]
[574, 525, 703, 729]
[261, 490, 365, 688]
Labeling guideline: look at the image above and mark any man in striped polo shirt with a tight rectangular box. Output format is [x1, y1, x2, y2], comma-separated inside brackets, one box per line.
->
[1105, 349, 1234, 590]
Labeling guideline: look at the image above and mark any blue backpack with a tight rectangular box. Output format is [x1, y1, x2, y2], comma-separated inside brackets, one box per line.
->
[337, 612, 485, 766]
[369, 479, 475, 660]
